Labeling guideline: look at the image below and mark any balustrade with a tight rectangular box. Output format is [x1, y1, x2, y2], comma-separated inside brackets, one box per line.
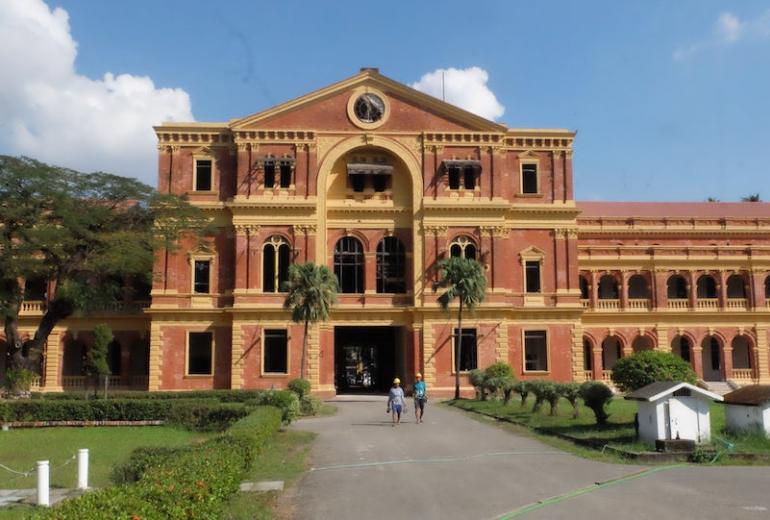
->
[627, 298, 651, 311]
[731, 369, 755, 382]
[580, 299, 590, 309]
[696, 298, 719, 310]
[601, 370, 613, 382]
[667, 298, 689, 310]
[596, 299, 620, 311]
[726, 298, 748, 310]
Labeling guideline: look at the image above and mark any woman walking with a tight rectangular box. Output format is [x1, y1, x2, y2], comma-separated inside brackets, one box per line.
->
[413, 372, 427, 424]
[387, 378, 406, 426]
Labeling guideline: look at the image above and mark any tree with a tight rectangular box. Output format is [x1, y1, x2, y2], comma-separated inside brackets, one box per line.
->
[433, 257, 487, 400]
[611, 350, 696, 392]
[481, 362, 516, 403]
[579, 381, 613, 425]
[0, 156, 210, 372]
[85, 324, 112, 397]
[742, 193, 761, 202]
[283, 262, 338, 379]
[558, 382, 582, 419]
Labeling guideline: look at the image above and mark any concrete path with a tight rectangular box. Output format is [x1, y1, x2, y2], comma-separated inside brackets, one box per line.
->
[290, 400, 770, 520]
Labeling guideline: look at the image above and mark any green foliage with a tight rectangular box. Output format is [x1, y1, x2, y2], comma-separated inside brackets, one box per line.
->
[484, 362, 513, 379]
[288, 378, 311, 400]
[299, 395, 322, 416]
[528, 380, 550, 412]
[611, 350, 697, 392]
[111, 446, 186, 485]
[513, 381, 530, 406]
[283, 262, 338, 378]
[2, 367, 37, 393]
[742, 193, 761, 202]
[558, 382, 583, 418]
[541, 382, 560, 416]
[31, 389, 266, 401]
[251, 389, 300, 425]
[433, 256, 487, 399]
[579, 381, 614, 425]
[32, 407, 282, 520]
[481, 362, 516, 403]
[0, 155, 211, 370]
[85, 324, 112, 397]
[468, 369, 487, 400]
[166, 402, 250, 432]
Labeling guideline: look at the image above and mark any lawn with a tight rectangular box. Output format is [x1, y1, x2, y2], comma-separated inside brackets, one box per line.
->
[222, 429, 316, 520]
[0, 426, 208, 490]
[449, 396, 770, 459]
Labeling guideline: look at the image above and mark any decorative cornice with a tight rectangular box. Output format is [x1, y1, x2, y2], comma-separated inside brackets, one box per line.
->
[423, 225, 448, 235]
[234, 224, 260, 234]
[294, 224, 317, 235]
[479, 225, 508, 238]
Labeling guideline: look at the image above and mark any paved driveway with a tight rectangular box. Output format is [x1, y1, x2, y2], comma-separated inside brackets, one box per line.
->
[289, 399, 769, 519]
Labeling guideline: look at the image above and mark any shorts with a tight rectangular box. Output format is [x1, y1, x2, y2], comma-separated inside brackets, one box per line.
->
[392, 404, 402, 414]
[414, 397, 426, 411]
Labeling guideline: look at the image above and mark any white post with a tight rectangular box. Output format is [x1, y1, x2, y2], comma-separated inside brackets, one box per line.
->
[77, 449, 89, 490]
[37, 460, 49, 507]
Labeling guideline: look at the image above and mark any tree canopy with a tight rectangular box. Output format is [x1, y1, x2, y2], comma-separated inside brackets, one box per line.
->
[0, 155, 210, 370]
[611, 350, 697, 392]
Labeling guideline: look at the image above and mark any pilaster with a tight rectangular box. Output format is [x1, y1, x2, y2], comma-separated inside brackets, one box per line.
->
[422, 323, 437, 386]
[148, 321, 163, 391]
[42, 330, 63, 392]
[495, 325, 509, 363]
[230, 322, 245, 389]
[756, 325, 769, 383]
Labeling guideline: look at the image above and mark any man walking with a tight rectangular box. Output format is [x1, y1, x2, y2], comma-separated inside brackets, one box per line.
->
[413, 372, 427, 424]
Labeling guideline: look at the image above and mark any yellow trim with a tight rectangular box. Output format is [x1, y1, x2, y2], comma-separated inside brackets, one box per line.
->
[261, 328, 290, 376]
[192, 154, 217, 193]
[522, 328, 551, 373]
[189, 252, 214, 295]
[261, 236, 290, 293]
[519, 157, 541, 196]
[185, 330, 215, 377]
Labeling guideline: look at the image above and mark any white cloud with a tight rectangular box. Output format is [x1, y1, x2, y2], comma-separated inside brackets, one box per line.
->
[0, 0, 193, 185]
[410, 67, 505, 121]
[674, 10, 769, 61]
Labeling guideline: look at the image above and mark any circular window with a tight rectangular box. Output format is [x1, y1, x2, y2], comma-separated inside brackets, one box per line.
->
[353, 93, 385, 123]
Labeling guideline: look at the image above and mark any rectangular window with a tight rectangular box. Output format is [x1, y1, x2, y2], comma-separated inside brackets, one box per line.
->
[524, 330, 548, 372]
[194, 160, 212, 191]
[350, 174, 366, 193]
[522, 164, 538, 194]
[448, 166, 461, 190]
[454, 328, 477, 372]
[188, 332, 213, 375]
[264, 160, 276, 188]
[525, 261, 541, 293]
[193, 260, 210, 294]
[463, 166, 476, 190]
[279, 161, 292, 188]
[264, 329, 288, 374]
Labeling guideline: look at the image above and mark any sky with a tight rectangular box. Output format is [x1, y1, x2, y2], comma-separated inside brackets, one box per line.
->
[1, 0, 769, 202]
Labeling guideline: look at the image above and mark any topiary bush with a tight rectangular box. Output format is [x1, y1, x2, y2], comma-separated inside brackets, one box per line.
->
[579, 381, 613, 425]
[541, 382, 560, 416]
[469, 369, 486, 400]
[300, 395, 321, 416]
[529, 380, 549, 413]
[251, 389, 299, 424]
[513, 381, 530, 406]
[481, 362, 516, 402]
[611, 350, 697, 392]
[288, 378, 312, 400]
[558, 382, 582, 419]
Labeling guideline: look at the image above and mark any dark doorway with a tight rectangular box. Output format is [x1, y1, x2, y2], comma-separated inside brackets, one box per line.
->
[335, 327, 399, 394]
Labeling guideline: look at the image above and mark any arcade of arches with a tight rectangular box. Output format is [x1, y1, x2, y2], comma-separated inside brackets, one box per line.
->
[5, 69, 770, 395]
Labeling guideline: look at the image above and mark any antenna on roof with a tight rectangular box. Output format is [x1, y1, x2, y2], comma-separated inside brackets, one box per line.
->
[442, 71, 446, 101]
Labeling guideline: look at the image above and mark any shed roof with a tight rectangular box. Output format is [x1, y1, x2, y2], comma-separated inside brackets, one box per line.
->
[723, 385, 770, 406]
[625, 381, 723, 402]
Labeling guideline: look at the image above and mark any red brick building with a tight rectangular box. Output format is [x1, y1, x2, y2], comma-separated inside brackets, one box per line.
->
[4, 69, 770, 395]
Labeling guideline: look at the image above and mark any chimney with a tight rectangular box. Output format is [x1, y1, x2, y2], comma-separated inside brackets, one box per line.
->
[360, 67, 379, 73]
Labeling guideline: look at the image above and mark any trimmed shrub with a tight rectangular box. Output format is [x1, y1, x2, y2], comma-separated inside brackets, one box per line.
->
[481, 362, 516, 402]
[469, 369, 486, 400]
[558, 382, 582, 419]
[33, 406, 283, 520]
[166, 402, 250, 432]
[288, 378, 311, 400]
[30, 389, 267, 402]
[541, 383, 560, 416]
[513, 381, 530, 406]
[611, 350, 697, 392]
[300, 395, 321, 416]
[251, 389, 299, 424]
[111, 446, 187, 485]
[579, 381, 613, 425]
[529, 380, 549, 413]
[3, 367, 38, 394]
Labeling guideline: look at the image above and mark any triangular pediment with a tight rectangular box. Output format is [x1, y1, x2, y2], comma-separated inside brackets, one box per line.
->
[230, 69, 507, 133]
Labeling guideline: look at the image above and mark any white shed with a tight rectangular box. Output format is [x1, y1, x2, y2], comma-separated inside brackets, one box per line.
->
[625, 381, 723, 443]
[723, 385, 770, 436]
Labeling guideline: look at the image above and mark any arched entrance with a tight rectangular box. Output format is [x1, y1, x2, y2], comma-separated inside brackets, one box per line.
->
[731, 335, 753, 378]
[601, 336, 622, 371]
[632, 335, 654, 353]
[671, 335, 692, 364]
[701, 336, 723, 381]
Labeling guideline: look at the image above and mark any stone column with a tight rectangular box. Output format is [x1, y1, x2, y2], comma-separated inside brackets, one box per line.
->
[552, 150, 564, 202]
[364, 250, 377, 295]
[751, 270, 766, 309]
[249, 226, 262, 291]
[653, 270, 668, 310]
[230, 322, 245, 389]
[294, 143, 306, 194]
[756, 325, 769, 384]
[719, 271, 728, 310]
[688, 271, 698, 309]
[620, 271, 630, 310]
[692, 343, 704, 381]
[723, 344, 734, 381]
[591, 347, 603, 380]
[42, 330, 63, 392]
[590, 271, 598, 308]
[234, 226, 249, 292]
[148, 321, 163, 391]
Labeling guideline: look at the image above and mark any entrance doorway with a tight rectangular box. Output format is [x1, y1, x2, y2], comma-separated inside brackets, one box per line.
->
[334, 327, 402, 394]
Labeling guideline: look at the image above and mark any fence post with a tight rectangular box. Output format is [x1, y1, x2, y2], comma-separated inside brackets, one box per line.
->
[37, 460, 49, 507]
[77, 449, 89, 490]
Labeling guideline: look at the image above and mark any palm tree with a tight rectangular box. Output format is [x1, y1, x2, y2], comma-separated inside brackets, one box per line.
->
[283, 262, 338, 379]
[433, 256, 487, 399]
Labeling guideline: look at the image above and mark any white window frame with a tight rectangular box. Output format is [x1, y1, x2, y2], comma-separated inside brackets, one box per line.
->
[185, 330, 215, 377]
[519, 157, 541, 197]
[522, 329, 550, 374]
[193, 154, 216, 193]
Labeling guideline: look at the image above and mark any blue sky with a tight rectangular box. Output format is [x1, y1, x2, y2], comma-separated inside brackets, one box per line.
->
[2, 0, 769, 201]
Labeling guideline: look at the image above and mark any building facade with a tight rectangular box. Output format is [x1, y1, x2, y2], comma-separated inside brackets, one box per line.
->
[4, 69, 770, 395]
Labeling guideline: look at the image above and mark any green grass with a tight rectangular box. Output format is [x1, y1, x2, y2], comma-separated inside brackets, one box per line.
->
[221, 429, 316, 520]
[0, 426, 208, 490]
[447, 397, 770, 463]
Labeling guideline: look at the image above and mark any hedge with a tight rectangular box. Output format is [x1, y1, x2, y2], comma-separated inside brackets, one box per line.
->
[32, 406, 283, 520]
[0, 399, 250, 431]
[30, 389, 268, 402]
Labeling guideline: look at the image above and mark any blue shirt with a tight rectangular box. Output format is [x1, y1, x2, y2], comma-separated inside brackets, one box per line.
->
[414, 380, 426, 398]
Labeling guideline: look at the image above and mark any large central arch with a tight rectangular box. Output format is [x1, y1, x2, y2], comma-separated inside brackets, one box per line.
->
[315, 135, 425, 299]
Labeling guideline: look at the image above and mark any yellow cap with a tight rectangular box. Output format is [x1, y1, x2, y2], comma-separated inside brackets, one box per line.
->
[416, 373, 422, 378]
[393, 377, 401, 384]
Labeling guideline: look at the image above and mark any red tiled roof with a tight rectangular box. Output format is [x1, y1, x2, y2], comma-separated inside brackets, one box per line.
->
[723, 385, 770, 406]
[576, 201, 770, 219]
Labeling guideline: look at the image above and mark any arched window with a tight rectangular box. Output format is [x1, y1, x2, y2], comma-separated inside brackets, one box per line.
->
[732, 336, 752, 370]
[597, 275, 619, 300]
[334, 237, 364, 293]
[697, 275, 718, 299]
[449, 236, 477, 260]
[376, 237, 406, 294]
[583, 339, 592, 371]
[632, 335, 654, 353]
[672, 335, 691, 363]
[263, 237, 291, 293]
[601, 336, 622, 370]
[667, 275, 688, 299]
[579, 276, 589, 300]
[628, 275, 650, 299]
[726, 274, 747, 299]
